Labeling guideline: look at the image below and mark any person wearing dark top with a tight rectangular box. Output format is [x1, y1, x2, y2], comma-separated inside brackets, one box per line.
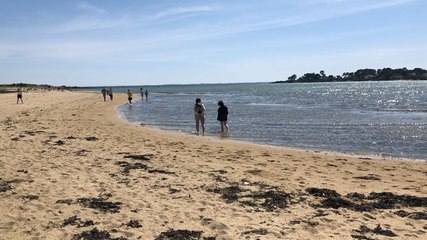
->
[17, 88, 23, 104]
[194, 97, 205, 134]
[107, 87, 113, 101]
[217, 100, 229, 132]
[101, 87, 107, 101]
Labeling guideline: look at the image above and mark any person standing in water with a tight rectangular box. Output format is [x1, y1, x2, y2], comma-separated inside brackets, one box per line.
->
[127, 89, 133, 104]
[140, 88, 144, 100]
[217, 100, 229, 132]
[194, 97, 205, 134]
[17, 88, 23, 104]
[145, 89, 148, 100]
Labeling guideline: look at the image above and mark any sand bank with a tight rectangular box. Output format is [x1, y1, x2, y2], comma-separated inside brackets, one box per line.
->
[0, 91, 426, 239]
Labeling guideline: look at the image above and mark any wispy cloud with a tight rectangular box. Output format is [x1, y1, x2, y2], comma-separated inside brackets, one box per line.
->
[54, 16, 130, 32]
[0, 1, 421, 64]
[78, 2, 107, 14]
[232, 0, 417, 34]
[0, 40, 123, 61]
[302, 0, 414, 6]
[154, 6, 216, 19]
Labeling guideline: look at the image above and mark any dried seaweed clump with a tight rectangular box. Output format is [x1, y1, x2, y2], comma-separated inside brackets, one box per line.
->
[72, 228, 127, 240]
[126, 220, 142, 228]
[76, 197, 122, 213]
[155, 229, 216, 240]
[351, 224, 397, 239]
[306, 187, 427, 212]
[63, 215, 95, 228]
[394, 210, 427, 220]
[124, 154, 153, 161]
[116, 161, 148, 175]
[0, 181, 12, 193]
[208, 183, 293, 212]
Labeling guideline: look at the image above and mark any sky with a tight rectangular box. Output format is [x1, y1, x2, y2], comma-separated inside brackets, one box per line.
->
[0, 0, 426, 86]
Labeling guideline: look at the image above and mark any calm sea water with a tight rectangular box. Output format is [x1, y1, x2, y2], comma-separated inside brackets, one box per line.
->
[85, 81, 427, 160]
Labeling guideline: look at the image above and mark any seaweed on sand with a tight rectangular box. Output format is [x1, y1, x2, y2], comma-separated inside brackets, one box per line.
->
[62, 215, 95, 228]
[147, 169, 175, 174]
[0, 181, 12, 193]
[394, 210, 427, 220]
[125, 220, 142, 228]
[85, 136, 98, 141]
[208, 182, 293, 211]
[56, 199, 73, 205]
[306, 188, 340, 198]
[352, 224, 397, 238]
[209, 185, 244, 203]
[22, 195, 39, 202]
[246, 190, 291, 211]
[353, 175, 381, 181]
[155, 229, 208, 240]
[76, 197, 122, 213]
[72, 228, 127, 240]
[124, 154, 153, 161]
[242, 228, 268, 235]
[0, 179, 25, 193]
[306, 188, 427, 212]
[116, 161, 148, 175]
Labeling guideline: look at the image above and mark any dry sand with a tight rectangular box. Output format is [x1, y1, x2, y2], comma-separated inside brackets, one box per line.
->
[0, 90, 426, 240]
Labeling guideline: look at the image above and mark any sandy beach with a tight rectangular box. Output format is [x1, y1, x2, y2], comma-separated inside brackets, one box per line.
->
[0, 90, 426, 240]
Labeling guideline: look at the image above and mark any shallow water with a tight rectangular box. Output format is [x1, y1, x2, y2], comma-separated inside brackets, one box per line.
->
[88, 81, 427, 160]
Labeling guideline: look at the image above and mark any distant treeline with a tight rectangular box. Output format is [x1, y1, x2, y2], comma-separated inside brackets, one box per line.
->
[0, 83, 78, 89]
[274, 68, 427, 83]
[0, 83, 52, 88]
[0, 83, 76, 94]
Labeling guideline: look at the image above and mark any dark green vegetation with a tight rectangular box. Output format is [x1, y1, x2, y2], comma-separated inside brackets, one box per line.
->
[275, 68, 427, 83]
[0, 83, 75, 93]
[0, 83, 52, 88]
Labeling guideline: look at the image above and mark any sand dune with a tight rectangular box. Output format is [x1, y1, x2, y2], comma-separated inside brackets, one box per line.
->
[1, 91, 426, 240]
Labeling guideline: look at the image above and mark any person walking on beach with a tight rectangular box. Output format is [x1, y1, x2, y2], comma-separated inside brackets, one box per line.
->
[16, 88, 23, 104]
[127, 89, 133, 104]
[194, 97, 205, 134]
[145, 89, 148, 100]
[101, 87, 107, 101]
[217, 100, 229, 132]
[108, 87, 113, 101]
[140, 88, 144, 100]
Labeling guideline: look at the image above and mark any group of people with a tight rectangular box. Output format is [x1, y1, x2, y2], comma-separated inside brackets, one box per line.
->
[101, 87, 113, 101]
[194, 97, 229, 134]
[125, 88, 148, 105]
[140, 88, 148, 100]
[100, 88, 229, 134]
[101, 88, 148, 105]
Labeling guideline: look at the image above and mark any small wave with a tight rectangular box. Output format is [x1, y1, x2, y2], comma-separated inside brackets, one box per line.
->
[247, 103, 289, 106]
[379, 109, 427, 113]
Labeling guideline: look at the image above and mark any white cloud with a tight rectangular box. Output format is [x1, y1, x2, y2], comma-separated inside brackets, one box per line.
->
[154, 6, 216, 19]
[54, 16, 130, 32]
[78, 2, 107, 14]
[0, 40, 123, 61]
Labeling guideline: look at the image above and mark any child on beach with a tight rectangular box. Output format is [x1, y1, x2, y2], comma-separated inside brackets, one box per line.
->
[194, 97, 205, 134]
[127, 89, 133, 104]
[217, 100, 229, 132]
[17, 88, 23, 104]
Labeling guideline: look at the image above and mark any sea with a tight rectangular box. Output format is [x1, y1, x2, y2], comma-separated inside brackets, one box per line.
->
[83, 81, 427, 161]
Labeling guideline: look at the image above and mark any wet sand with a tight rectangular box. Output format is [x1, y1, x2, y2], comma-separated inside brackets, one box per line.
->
[0, 91, 426, 240]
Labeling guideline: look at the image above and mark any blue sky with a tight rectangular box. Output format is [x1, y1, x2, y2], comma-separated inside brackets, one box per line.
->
[0, 0, 426, 86]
